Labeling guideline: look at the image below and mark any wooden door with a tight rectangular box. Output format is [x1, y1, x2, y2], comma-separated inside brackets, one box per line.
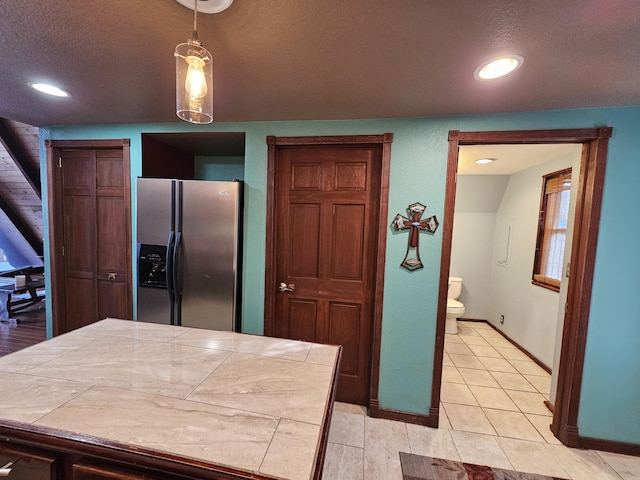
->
[46, 140, 132, 334]
[265, 136, 389, 405]
[60, 149, 98, 329]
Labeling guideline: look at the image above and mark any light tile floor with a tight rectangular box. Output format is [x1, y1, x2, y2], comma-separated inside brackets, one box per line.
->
[322, 321, 640, 479]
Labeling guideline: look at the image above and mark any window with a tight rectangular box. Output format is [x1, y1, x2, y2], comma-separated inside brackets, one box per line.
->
[533, 168, 572, 291]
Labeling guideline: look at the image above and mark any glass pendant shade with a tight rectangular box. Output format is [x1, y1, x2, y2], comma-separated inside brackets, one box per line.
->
[175, 40, 213, 124]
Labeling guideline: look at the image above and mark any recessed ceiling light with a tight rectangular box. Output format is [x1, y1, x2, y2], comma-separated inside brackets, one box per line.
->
[475, 158, 496, 165]
[175, 0, 233, 14]
[474, 55, 524, 80]
[29, 82, 70, 97]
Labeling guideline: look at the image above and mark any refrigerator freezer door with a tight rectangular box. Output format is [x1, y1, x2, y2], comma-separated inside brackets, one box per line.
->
[137, 178, 173, 245]
[136, 178, 174, 324]
[178, 180, 240, 331]
[137, 284, 172, 325]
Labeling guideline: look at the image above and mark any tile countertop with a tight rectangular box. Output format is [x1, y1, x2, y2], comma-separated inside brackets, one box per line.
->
[0, 318, 341, 480]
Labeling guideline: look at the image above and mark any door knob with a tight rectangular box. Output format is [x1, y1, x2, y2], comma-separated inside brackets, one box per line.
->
[108, 273, 117, 280]
[278, 282, 295, 292]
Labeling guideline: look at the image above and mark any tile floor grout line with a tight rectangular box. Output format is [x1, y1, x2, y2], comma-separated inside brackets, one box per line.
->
[322, 323, 640, 478]
[442, 321, 554, 445]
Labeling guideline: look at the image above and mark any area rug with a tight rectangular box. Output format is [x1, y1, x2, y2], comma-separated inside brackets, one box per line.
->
[400, 452, 568, 480]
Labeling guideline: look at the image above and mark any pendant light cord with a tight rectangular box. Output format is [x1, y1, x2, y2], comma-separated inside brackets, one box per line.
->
[192, 0, 199, 43]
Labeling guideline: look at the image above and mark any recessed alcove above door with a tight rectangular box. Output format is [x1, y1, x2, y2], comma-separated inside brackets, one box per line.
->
[141, 132, 246, 181]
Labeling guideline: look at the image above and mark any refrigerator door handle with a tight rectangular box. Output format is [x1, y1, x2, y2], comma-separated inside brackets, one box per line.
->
[167, 179, 177, 326]
[174, 180, 184, 326]
[173, 231, 182, 295]
[166, 230, 175, 303]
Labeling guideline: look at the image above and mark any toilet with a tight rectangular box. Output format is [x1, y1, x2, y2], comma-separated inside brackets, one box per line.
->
[446, 277, 465, 334]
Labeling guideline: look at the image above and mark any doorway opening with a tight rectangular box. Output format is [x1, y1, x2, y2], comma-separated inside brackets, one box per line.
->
[433, 128, 612, 447]
[440, 143, 582, 441]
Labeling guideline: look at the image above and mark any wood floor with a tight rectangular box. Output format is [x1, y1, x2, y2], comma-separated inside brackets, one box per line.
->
[0, 305, 47, 357]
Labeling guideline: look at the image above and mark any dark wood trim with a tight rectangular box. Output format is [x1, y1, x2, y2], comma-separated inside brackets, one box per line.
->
[45, 143, 64, 336]
[369, 399, 437, 428]
[263, 137, 278, 336]
[456, 317, 485, 322]
[544, 400, 554, 414]
[44, 139, 129, 149]
[0, 420, 286, 479]
[313, 346, 342, 480]
[45, 139, 132, 336]
[430, 134, 460, 425]
[449, 128, 608, 144]
[531, 278, 561, 292]
[369, 133, 393, 410]
[438, 127, 614, 450]
[580, 436, 640, 457]
[264, 134, 392, 410]
[552, 128, 611, 447]
[121, 140, 133, 322]
[495, 326, 551, 374]
[563, 424, 581, 447]
[267, 134, 393, 146]
[0, 118, 41, 198]
[460, 319, 552, 373]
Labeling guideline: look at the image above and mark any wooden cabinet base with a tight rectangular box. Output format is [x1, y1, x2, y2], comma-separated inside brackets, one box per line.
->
[0, 442, 60, 480]
[1, 423, 289, 480]
[72, 460, 180, 480]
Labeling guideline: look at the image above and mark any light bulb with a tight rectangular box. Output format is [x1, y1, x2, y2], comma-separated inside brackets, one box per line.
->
[29, 82, 70, 97]
[175, 40, 213, 123]
[185, 54, 208, 107]
[474, 55, 524, 80]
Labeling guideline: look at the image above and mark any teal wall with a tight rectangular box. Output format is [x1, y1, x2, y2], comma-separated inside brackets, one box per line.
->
[194, 155, 245, 181]
[40, 106, 640, 445]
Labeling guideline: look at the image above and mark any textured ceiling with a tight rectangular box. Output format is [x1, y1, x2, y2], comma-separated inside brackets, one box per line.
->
[458, 144, 582, 175]
[1, 1, 640, 127]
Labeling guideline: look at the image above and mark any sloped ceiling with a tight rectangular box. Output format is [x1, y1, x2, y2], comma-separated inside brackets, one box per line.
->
[0, 119, 42, 255]
[0, 1, 639, 127]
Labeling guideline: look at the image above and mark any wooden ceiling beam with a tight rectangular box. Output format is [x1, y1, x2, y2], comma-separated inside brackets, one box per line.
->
[0, 193, 43, 256]
[0, 118, 41, 198]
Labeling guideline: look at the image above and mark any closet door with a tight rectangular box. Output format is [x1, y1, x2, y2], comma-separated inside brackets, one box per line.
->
[95, 149, 131, 321]
[60, 149, 98, 331]
[47, 140, 132, 334]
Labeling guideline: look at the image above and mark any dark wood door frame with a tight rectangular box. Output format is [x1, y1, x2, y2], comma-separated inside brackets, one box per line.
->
[434, 128, 612, 447]
[45, 139, 132, 336]
[264, 134, 392, 409]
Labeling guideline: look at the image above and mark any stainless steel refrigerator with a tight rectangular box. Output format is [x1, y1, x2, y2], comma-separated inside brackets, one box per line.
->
[136, 178, 242, 331]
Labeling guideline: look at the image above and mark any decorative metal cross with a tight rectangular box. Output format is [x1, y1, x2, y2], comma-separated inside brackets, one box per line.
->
[392, 202, 439, 271]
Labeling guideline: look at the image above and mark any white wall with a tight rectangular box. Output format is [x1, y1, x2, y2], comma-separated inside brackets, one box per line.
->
[488, 150, 581, 367]
[451, 149, 582, 368]
[450, 175, 509, 319]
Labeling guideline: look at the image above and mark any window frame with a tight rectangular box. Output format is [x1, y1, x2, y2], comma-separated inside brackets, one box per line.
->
[532, 167, 572, 292]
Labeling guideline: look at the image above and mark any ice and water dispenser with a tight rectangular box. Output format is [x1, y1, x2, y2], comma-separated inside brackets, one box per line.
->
[137, 244, 168, 289]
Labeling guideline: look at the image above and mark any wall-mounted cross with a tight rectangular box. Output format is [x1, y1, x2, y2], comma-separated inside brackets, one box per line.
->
[392, 202, 439, 271]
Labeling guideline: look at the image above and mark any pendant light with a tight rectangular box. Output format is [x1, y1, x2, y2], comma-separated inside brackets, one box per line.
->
[175, 0, 214, 124]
